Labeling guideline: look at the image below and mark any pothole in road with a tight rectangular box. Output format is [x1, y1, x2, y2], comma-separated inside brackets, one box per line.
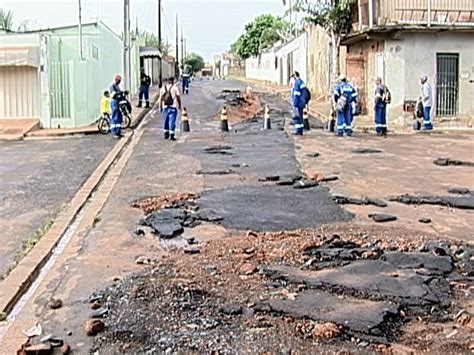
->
[91, 231, 473, 353]
[259, 235, 472, 342]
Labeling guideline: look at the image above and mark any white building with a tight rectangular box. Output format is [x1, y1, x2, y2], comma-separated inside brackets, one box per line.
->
[245, 32, 308, 86]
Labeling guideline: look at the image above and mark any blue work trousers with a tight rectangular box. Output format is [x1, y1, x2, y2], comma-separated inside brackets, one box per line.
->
[110, 100, 122, 136]
[293, 106, 304, 135]
[139, 86, 150, 105]
[374, 105, 387, 134]
[182, 78, 190, 94]
[163, 107, 178, 136]
[337, 106, 352, 136]
[423, 106, 433, 130]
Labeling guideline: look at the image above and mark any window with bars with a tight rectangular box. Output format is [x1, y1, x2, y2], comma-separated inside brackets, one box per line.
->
[436, 53, 459, 117]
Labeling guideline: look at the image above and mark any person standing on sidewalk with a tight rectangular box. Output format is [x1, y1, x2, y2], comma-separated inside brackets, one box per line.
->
[419, 75, 433, 130]
[374, 77, 389, 136]
[334, 75, 358, 137]
[137, 68, 152, 108]
[291, 71, 306, 135]
[159, 77, 181, 141]
[109, 74, 124, 139]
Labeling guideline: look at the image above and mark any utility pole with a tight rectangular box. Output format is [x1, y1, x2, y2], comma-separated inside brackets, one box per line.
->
[184, 37, 187, 62]
[158, 0, 163, 86]
[123, 0, 131, 91]
[289, 0, 293, 37]
[181, 27, 184, 69]
[78, 0, 83, 60]
[175, 14, 179, 77]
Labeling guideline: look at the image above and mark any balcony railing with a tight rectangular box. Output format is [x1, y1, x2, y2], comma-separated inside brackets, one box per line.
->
[358, 0, 474, 29]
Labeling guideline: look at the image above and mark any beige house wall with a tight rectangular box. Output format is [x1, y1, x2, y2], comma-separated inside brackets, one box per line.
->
[306, 25, 347, 100]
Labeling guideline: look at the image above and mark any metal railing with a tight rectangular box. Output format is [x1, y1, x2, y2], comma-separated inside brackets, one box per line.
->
[376, 0, 474, 26]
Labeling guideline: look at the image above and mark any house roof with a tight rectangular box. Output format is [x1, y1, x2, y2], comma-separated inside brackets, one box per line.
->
[13, 21, 98, 34]
[342, 24, 474, 45]
[8, 20, 122, 41]
[139, 46, 162, 58]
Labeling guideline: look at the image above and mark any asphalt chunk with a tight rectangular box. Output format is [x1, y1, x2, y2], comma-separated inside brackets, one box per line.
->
[433, 158, 474, 167]
[448, 187, 473, 195]
[352, 148, 383, 154]
[389, 194, 474, 210]
[369, 213, 397, 223]
[197, 185, 353, 232]
[266, 290, 399, 336]
[334, 195, 388, 208]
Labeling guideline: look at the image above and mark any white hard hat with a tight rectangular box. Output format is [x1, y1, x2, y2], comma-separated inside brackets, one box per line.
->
[337, 74, 346, 81]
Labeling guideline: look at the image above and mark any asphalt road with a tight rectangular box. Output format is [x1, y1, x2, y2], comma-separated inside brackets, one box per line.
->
[0, 136, 116, 278]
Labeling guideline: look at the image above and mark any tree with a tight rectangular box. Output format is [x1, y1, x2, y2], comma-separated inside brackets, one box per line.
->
[231, 14, 289, 60]
[293, 0, 355, 83]
[185, 53, 205, 73]
[0, 9, 14, 31]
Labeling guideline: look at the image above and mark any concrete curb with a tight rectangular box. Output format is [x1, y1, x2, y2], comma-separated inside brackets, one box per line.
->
[130, 94, 160, 129]
[24, 93, 159, 139]
[0, 132, 133, 316]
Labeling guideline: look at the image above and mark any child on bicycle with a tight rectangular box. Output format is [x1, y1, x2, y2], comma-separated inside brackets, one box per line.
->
[101, 90, 111, 119]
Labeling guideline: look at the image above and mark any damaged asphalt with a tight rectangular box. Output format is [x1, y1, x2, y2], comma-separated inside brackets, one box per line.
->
[4, 80, 473, 354]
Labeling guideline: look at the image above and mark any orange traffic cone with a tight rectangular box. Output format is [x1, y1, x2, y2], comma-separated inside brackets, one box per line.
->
[303, 106, 310, 131]
[220, 106, 229, 132]
[263, 104, 271, 130]
[182, 107, 190, 132]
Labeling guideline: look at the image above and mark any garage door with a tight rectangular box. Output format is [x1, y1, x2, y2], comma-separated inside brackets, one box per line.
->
[0, 66, 40, 119]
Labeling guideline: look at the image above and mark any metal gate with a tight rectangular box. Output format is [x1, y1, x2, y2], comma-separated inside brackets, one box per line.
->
[436, 53, 459, 117]
[50, 61, 73, 119]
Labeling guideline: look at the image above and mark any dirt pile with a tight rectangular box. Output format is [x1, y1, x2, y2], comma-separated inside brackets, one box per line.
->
[131, 193, 198, 215]
[216, 89, 262, 124]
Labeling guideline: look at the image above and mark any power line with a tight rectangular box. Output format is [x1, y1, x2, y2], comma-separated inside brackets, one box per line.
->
[161, 5, 174, 39]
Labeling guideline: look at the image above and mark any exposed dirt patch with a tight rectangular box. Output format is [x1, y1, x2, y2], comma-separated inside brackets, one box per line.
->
[92, 225, 473, 353]
[215, 90, 262, 124]
[131, 193, 198, 215]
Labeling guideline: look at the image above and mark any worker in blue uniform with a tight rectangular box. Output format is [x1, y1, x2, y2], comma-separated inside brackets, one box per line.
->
[182, 65, 191, 94]
[109, 74, 124, 139]
[374, 77, 388, 136]
[334, 75, 358, 137]
[137, 68, 151, 108]
[291, 71, 306, 135]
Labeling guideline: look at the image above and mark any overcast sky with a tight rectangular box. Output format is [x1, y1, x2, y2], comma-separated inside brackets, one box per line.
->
[2, 0, 286, 61]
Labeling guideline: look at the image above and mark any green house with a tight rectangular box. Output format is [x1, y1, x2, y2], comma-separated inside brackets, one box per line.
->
[0, 21, 140, 128]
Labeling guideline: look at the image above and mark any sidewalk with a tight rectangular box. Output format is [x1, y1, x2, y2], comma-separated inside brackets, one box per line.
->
[6, 88, 160, 140]
[0, 119, 40, 141]
[242, 78, 474, 134]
